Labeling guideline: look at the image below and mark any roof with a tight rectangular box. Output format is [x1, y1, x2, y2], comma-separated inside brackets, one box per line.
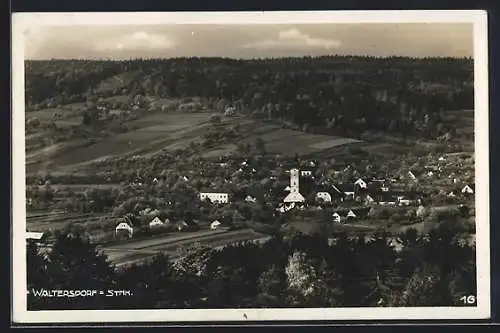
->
[408, 170, 423, 177]
[333, 207, 371, 218]
[26, 232, 44, 240]
[284, 191, 305, 203]
[116, 222, 132, 230]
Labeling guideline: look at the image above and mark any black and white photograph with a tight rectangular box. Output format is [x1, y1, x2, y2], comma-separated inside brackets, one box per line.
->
[12, 11, 490, 323]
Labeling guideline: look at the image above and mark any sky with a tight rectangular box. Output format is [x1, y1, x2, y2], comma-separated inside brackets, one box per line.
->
[24, 23, 474, 60]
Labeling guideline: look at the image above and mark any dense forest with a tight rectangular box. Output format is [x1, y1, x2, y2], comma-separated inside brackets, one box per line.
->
[25, 56, 474, 140]
[27, 219, 476, 310]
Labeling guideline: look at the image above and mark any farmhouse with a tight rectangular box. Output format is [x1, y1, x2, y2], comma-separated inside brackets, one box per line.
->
[210, 220, 222, 230]
[149, 217, 164, 228]
[332, 212, 341, 223]
[461, 184, 475, 194]
[333, 207, 371, 222]
[354, 178, 368, 189]
[316, 191, 332, 203]
[200, 192, 229, 204]
[115, 222, 133, 238]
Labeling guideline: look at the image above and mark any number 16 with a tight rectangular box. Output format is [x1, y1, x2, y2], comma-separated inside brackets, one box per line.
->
[460, 295, 476, 304]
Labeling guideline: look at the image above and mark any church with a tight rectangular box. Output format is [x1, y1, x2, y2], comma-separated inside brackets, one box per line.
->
[283, 168, 306, 204]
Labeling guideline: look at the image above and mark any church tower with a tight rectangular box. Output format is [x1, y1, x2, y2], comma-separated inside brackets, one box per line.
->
[290, 168, 300, 192]
[284, 168, 305, 204]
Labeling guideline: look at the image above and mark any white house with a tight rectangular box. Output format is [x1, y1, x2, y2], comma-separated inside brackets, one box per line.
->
[149, 217, 164, 228]
[284, 185, 291, 192]
[438, 156, 446, 162]
[346, 210, 357, 219]
[300, 170, 313, 177]
[26, 232, 44, 241]
[397, 196, 411, 206]
[461, 185, 475, 194]
[245, 195, 257, 203]
[115, 222, 133, 238]
[200, 192, 229, 204]
[210, 220, 222, 230]
[316, 191, 332, 203]
[332, 212, 341, 223]
[354, 178, 368, 189]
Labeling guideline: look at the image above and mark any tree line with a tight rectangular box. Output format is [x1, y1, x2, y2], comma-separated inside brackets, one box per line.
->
[25, 56, 473, 141]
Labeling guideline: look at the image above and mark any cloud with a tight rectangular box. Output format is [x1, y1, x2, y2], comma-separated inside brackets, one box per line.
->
[240, 28, 341, 50]
[98, 31, 175, 51]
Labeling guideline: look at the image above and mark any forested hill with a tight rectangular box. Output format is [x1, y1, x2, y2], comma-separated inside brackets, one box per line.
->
[25, 56, 474, 140]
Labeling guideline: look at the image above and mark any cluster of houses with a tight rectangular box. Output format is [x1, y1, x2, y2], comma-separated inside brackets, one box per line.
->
[112, 153, 475, 239]
[114, 212, 226, 239]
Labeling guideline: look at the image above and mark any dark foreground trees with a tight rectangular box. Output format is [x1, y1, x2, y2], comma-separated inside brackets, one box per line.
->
[27, 221, 476, 310]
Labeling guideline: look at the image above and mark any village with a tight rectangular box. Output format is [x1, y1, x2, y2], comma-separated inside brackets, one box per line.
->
[104, 148, 475, 240]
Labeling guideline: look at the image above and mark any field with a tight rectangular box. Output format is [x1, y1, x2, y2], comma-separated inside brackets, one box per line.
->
[26, 105, 372, 175]
[26, 211, 110, 232]
[99, 228, 269, 267]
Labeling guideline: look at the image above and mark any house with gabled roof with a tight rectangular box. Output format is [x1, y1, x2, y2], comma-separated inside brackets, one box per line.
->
[316, 191, 332, 203]
[149, 216, 164, 228]
[354, 178, 368, 189]
[210, 220, 222, 230]
[333, 207, 371, 222]
[115, 222, 133, 238]
[461, 184, 475, 195]
[332, 212, 341, 223]
[407, 170, 421, 181]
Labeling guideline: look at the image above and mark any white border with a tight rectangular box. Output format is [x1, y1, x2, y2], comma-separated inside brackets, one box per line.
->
[12, 10, 490, 323]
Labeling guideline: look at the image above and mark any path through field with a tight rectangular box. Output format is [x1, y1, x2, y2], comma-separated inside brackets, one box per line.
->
[102, 229, 267, 267]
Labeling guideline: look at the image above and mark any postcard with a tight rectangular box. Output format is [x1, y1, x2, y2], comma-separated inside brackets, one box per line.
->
[11, 10, 490, 323]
